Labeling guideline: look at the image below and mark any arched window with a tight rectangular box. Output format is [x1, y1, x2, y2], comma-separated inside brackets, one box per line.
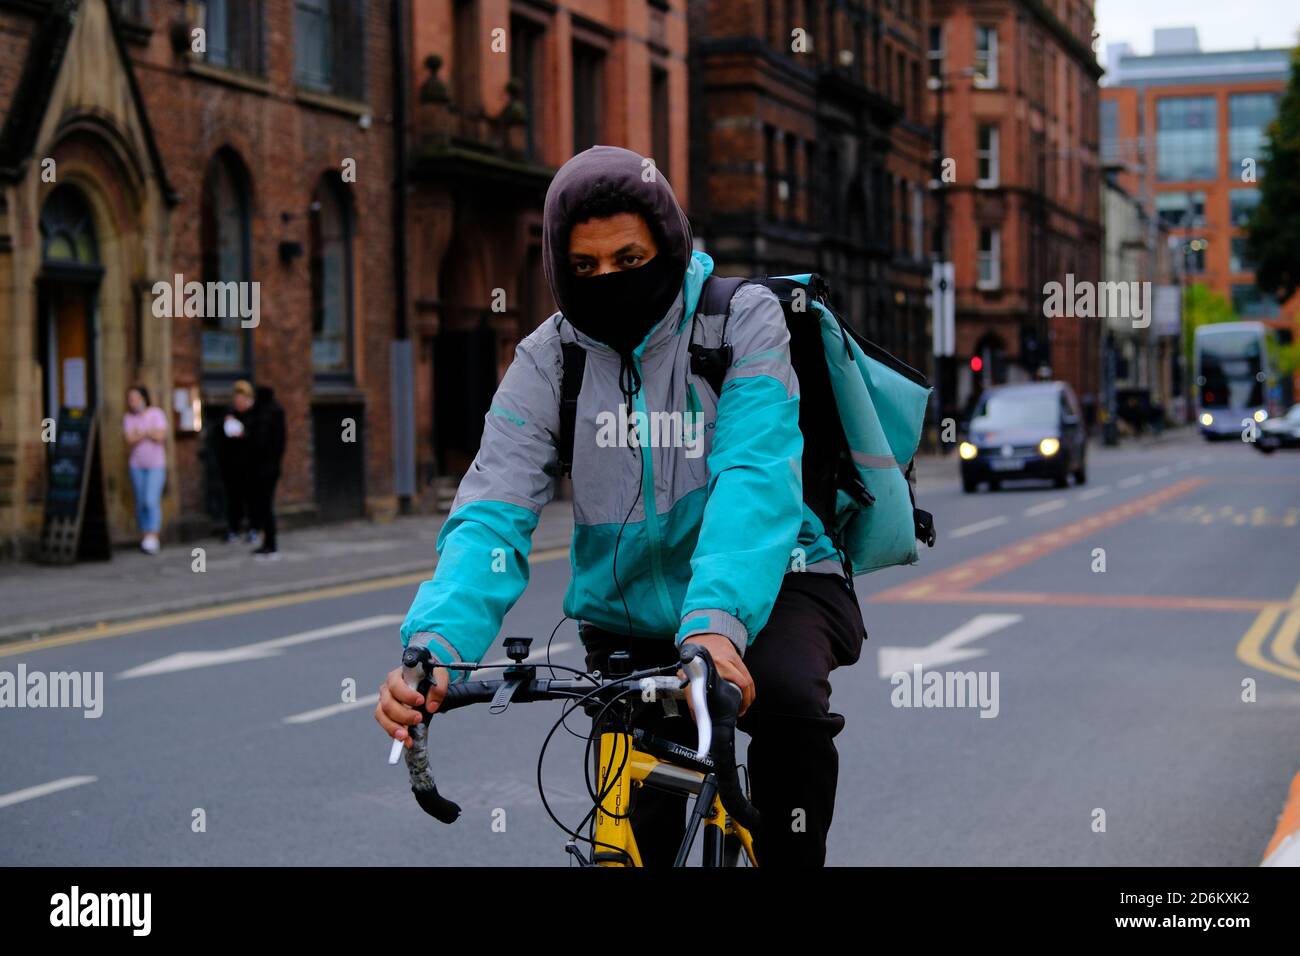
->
[40, 185, 99, 267]
[200, 150, 253, 376]
[310, 175, 354, 377]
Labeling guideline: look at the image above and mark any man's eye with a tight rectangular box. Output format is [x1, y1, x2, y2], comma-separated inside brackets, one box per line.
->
[620, 255, 643, 268]
[572, 262, 591, 275]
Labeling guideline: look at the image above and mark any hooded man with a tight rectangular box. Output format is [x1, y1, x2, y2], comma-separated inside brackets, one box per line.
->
[379, 146, 867, 866]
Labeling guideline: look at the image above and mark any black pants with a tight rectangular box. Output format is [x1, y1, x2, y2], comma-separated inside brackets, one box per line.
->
[248, 471, 280, 550]
[581, 571, 867, 868]
[221, 468, 249, 535]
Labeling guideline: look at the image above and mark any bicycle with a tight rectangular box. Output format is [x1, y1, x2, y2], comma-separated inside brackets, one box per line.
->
[391, 637, 761, 867]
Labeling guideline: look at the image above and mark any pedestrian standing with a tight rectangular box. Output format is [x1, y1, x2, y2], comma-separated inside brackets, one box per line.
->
[122, 385, 168, 555]
[246, 385, 286, 559]
[213, 380, 255, 543]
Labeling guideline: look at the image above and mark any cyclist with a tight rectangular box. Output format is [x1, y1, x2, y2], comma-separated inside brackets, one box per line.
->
[376, 145, 868, 867]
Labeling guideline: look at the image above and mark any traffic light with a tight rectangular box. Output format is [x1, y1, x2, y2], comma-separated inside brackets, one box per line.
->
[970, 355, 984, 373]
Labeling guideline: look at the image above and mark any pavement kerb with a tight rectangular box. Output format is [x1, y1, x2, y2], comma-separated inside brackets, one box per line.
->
[1261, 771, 1300, 866]
[0, 532, 574, 647]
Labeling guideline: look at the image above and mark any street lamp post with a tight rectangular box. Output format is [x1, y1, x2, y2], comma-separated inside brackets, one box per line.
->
[928, 67, 975, 438]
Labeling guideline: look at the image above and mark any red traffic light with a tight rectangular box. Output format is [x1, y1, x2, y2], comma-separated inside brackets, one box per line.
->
[970, 355, 984, 373]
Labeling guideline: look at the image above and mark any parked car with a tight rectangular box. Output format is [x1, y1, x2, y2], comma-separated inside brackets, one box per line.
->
[960, 382, 1088, 493]
[1255, 403, 1300, 453]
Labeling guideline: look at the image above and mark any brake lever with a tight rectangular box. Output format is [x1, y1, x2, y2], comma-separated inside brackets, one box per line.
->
[681, 651, 712, 760]
[389, 645, 431, 764]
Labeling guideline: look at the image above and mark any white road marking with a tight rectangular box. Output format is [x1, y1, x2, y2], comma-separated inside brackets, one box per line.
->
[0, 775, 97, 810]
[284, 693, 380, 724]
[1079, 485, 1111, 501]
[877, 614, 1022, 679]
[950, 516, 1009, 539]
[118, 615, 405, 679]
[1024, 499, 1066, 517]
[281, 642, 579, 724]
[1118, 475, 1146, 488]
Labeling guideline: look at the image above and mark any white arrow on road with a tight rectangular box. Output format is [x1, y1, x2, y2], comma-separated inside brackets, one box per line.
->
[117, 615, 404, 679]
[877, 614, 1022, 679]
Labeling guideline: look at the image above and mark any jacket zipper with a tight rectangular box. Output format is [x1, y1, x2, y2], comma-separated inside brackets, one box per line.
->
[631, 350, 679, 630]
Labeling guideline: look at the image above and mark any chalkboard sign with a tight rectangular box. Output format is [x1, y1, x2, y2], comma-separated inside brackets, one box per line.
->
[39, 407, 111, 563]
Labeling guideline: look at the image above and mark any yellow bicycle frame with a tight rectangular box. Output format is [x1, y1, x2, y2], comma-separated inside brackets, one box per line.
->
[591, 730, 758, 867]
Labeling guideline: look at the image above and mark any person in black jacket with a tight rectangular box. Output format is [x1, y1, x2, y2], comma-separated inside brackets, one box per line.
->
[246, 385, 287, 558]
[212, 380, 256, 542]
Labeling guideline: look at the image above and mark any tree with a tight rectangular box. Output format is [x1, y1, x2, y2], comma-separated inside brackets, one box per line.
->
[1181, 283, 1237, 374]
[1245, 45, 1300, 303]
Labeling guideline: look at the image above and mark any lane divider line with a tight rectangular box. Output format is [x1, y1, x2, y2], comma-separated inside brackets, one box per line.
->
[870, 477, 1205, 603]
[0, 775, 97, 810]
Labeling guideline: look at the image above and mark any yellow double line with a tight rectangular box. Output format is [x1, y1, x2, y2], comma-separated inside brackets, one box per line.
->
[1237, 582, 1300, 683]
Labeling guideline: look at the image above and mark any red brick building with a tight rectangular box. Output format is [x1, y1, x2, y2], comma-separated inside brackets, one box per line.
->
[929, 0, 1103, 418]
[0, 0, 399, 558]
[688, 0, 934, 374]
[407, 0, 690, 492]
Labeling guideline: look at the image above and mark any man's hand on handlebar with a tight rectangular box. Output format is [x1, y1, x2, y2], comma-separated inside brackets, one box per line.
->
[375, 664, 450, 749]
[681, 633, 754, 716]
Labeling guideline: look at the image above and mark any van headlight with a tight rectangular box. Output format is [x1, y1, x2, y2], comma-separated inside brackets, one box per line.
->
[1200, 412, 1214, 427]
[1254, 409, 1268, 423]
[959, 441, 978, 460]
[1039, 437, 1060, 457]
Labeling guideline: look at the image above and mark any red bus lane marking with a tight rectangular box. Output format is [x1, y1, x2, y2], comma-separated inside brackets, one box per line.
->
[869, 477, 1206, 604]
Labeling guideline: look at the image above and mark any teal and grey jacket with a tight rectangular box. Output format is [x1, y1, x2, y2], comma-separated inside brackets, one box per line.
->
[400, 249, 844, 678]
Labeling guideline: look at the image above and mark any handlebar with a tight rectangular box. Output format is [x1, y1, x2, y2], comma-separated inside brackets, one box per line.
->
[390, 642, 761, 835]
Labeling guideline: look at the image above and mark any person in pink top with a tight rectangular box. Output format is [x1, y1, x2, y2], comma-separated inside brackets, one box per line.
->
[123, 385, 168, 554]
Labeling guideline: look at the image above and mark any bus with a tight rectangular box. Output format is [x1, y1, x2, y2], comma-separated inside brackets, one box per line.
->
[1193, 322, 1275, 440]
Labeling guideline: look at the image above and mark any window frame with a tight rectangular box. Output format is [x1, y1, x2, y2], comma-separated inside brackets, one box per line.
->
[976, 124, 999, 188]
[309, 175, 357, 382]
[974, 25, 998, 89]
[199, 150, 254, 381]
[977, 226, 1001, 290]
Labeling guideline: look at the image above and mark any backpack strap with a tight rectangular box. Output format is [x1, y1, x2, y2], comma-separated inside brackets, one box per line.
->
[557, 342, 586, 479]
[690, 275, 750, 396]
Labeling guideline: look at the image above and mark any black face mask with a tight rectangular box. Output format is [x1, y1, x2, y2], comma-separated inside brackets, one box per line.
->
[563, 254, 684, 356]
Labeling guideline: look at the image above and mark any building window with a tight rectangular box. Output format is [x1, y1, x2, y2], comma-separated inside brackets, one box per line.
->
[974, 26, 998, 88]
[927, 24, 943, 81]
[510, 17, 544, 160]
[199, 151, 253, 377]
[310, 176, 355, 378]
[977, 227, 1000, 289]
[1155, 191, 1206, 228]
[976, 125, 999, 187]
[1229, 188, 1262, 228]
[195, 1, 264, 74]
[1229, 92, 1279, 177]
[572, 42, 606, 154]
[1231, 284, 1279, 318]
[294, 0, 365, 100]
[651, 65, 670, 177]
[1155, 96, 1216, 182]
[1100, 98, 1120, 163]
[1229, 237, 1256, 274]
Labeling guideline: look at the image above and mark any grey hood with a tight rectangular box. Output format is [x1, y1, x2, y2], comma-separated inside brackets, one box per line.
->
[541, 146, 694, 323]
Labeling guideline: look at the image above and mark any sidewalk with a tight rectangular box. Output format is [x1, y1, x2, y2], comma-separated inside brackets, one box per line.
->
[0, 502, 576, 645]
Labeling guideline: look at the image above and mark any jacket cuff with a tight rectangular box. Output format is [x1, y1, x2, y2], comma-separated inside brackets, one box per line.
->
[675, 609, 749, 658]
[407, 631, 469, 685]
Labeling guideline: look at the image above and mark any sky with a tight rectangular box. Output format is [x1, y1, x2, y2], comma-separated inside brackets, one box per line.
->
[1096, 0, 1300, 61]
